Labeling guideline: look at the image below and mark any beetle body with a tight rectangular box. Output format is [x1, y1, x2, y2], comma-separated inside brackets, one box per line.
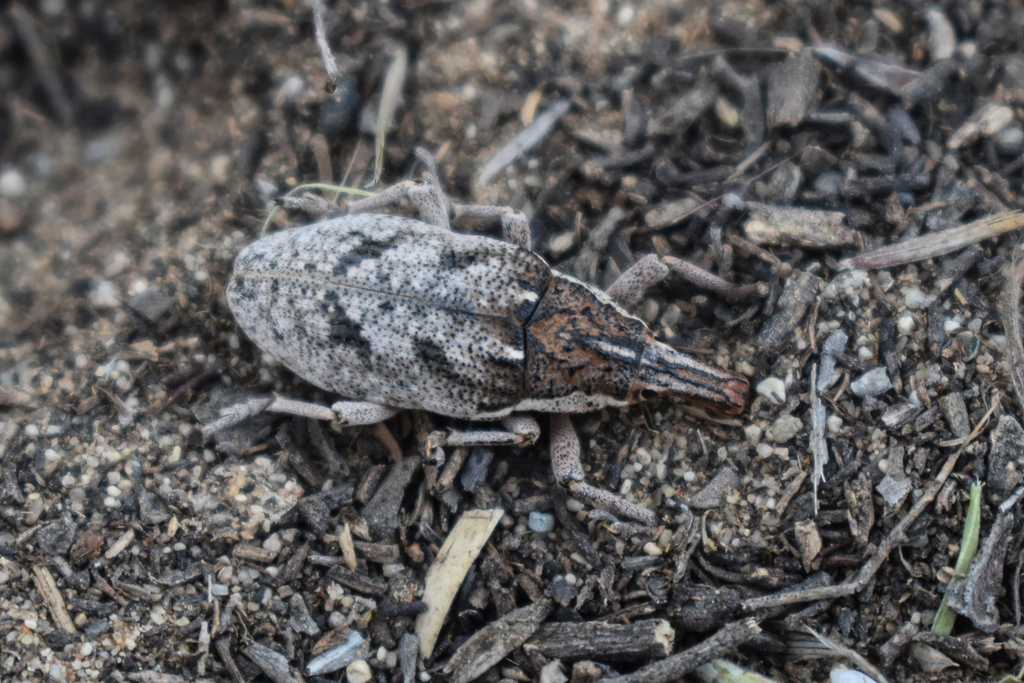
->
[227, 213, 748, 419]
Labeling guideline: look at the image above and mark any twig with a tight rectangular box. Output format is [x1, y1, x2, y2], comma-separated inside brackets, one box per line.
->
[1004, 246, 1024, 410]
[442, 600, 552, 683]
[599, 619, 762, 683]
[797, 626, 890, 683]
[158, 362, 222, 412]
[809, 364, 826, 514]
[33, 565, 77, 634]
[10, 4, 74, 124]
[310, 0, 339, 91]
[476, 99, 571, 186]
[841, 210, 1024, 270]
[374, 44, 408, 185]
[214, 638, 246, 683]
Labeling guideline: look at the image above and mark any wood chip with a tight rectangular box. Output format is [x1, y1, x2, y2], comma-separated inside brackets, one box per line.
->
[33, 565, 77, 635]
[744, 203, 857, 248]
[442, 600, 552, 683]
[104, 529, 135, 560]
[524, 619, 674, 661]
[414, 508, 505, 657]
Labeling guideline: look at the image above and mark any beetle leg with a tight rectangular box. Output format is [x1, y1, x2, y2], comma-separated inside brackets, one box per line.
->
[203, 395, 399, 436]
[549, 414, 657, 526]
[347, 179, 450, 229]
[347, 149, 451, 228]
[438, 414, 541, 448]
[451, 203, 531, 250]
[265, 397, 400, 425]
[202, 395, 275, 435]
[605, 254, 670, 310]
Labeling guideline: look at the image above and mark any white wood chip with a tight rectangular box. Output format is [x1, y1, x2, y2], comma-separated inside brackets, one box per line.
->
[414, 508, 504, 657]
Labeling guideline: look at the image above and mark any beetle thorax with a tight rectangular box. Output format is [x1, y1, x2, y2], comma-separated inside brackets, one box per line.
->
[515, 273, 646, 413]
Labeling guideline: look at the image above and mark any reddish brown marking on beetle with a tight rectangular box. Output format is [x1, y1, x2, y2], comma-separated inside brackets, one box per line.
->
[524, 276, 646, 402]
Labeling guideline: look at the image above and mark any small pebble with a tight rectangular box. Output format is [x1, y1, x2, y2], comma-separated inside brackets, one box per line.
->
[528, 511, 555, 533]
[997, 125, 1024, 154]
[926, 6, 957, 61]
[888, 108, 921, 145]
[276, 74, 306, 104]
[826, 415, 844, 433]
[0, 168, 27, 199]
[897, 314, 915, 334]
[904, 288, 927, 309]
[850, 367, 893, 397]
[831, 669, 878, 683]
[943, 319, 960, 334]
[90, 280, 120, 309]
[382, 563, 405, 577]
[84, 134, 123, 163]
[766, 415, 803, 443]
[756, 377, 786, 404]
[262, 533, 283, 554]
[857, 346, 874, 361]
[642, 542, 663, 556]
[346, 660, 372, 683]
[743, 424, 763, 443]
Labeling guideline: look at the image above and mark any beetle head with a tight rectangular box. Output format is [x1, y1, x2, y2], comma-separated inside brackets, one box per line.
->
[628, 336, 749, 414]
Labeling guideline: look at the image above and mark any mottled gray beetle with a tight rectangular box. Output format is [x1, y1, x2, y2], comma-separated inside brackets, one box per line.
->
[214, 150, 749, 524]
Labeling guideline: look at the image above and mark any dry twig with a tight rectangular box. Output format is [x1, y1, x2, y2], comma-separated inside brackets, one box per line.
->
[310, 0, 338, 91]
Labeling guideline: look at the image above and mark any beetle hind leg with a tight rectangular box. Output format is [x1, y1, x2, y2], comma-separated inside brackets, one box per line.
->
[550, 414, 657, 526]
[203, 395, 399, 435]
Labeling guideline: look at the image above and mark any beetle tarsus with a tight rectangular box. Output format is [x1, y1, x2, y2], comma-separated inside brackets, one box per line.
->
[568, 480, 658, 527]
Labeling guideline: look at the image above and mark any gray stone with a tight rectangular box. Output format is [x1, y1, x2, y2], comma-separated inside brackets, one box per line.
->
[989, 415, 1024, 494]
[767, 414, 803, 443]
[850, 367, 893, 397]
[688, 468, 739, 509]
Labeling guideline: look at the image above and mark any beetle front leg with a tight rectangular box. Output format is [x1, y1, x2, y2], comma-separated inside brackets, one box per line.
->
[605, 254, 669, 309]
[550, 414, 657, 526]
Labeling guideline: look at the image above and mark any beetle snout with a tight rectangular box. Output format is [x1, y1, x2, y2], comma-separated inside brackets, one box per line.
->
[629, 337, 749, 414]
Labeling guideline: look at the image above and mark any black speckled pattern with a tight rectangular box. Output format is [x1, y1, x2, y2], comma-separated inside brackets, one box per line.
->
[227, 214, 552, 419]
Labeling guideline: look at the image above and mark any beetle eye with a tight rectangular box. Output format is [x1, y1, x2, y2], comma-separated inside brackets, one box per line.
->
[640, 389, 659, 400]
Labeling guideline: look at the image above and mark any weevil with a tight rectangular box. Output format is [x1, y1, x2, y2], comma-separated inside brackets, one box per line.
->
[213, 149, 749, 525]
